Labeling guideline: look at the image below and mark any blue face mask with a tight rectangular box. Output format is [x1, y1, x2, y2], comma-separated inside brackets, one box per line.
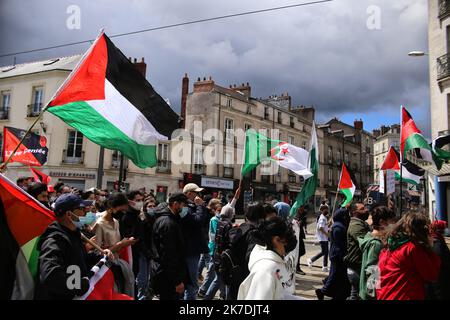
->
[81, 212, 97, 225]
[179, 207, 189, 218]
[147, 208, 156, 217]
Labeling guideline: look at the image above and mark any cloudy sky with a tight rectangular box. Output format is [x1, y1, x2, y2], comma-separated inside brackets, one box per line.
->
[0, 0, 430, 136]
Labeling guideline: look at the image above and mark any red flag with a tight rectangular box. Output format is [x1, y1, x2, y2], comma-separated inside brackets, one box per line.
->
[2, 127, 48, 166]
[29, 167, 51, 185]
[381, 147, 400, 171]
[400, 106, 421, 158]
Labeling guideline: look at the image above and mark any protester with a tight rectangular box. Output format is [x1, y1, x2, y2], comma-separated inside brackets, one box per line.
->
[47, 185, 56, 204]
[181, 183, 209, 300]
[16, 176, 31, 191]
[150, 193, 189, 300]
[358, 206, 395, 300]
[238, 217, 298, 300]
[426, 220, 450, 300]
[27, 182, 50, 209]
[35, 194, 114, 299]
[273, 201, 290, 221]
[294, 206, 307, 275]
[227, 202, 265, 300]
[120, 190, 148, 300]
[344, 203, 370, 300]
[308, 204, 330, 271]
[377, 212, 441, 300]
[316, 207, 351, 300]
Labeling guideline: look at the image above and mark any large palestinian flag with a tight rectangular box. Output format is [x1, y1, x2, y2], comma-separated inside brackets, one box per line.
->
[0, 173, 55, 299]
[46, 32, 179, 168]
[338, 163, 356, 207]
[2, 126, 48, 166]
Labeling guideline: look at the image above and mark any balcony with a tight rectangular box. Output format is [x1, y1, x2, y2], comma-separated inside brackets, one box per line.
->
[156, 160, 171, 173]
[439, 0, 450, 19]
[62, 149, 85, 165]
[288, 174, 297, 183]
[0, 109, 9, 120]
[194, 164, 206, 175]
[27, 103, 42, 117]
[437, 53, 450, 80]
[223, 166, 234, 178]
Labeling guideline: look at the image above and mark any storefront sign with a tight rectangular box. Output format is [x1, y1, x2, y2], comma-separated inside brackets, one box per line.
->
[201, 177, 234, 190]
[49, 171, 96, 179]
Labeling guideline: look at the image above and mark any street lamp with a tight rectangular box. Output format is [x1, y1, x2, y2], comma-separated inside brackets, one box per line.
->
[408, 51, 428, 57]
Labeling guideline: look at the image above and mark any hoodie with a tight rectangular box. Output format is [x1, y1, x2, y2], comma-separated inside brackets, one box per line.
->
[358, 232, 383, 300]
[377, 235, 441, 300]
[238, 244, 293, 300]
[345, 217, 370, 271]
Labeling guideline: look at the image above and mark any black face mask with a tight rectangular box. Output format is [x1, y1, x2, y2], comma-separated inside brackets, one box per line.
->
[112, 210, 125, 220]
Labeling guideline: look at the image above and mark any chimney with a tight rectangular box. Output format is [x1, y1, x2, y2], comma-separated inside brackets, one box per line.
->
[231, 82, 251, 98]
[354, 119, 363, 130]
[133, 57, 147, 77]
[372, 129, 381, 138]
[181, 73, 189, 128]
[193, 76, 215, 93]
[380, 125, 390, 135]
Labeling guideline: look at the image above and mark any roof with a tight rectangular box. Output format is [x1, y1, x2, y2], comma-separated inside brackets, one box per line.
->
[326, 118, 373, 136]
[0, 55, 81, 79]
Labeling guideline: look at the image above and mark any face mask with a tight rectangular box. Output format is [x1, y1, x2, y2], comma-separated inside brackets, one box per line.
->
[99, 196, 106, 202]
[70, 212, 84, 229]
[147, 208, 156, 217]
[179, 207, 189, 218]
[82, 212, 97, 225]
[131, 201, 143, 211]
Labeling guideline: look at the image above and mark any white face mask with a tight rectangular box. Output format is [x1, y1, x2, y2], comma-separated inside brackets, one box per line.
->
[131, 201, 143, 211]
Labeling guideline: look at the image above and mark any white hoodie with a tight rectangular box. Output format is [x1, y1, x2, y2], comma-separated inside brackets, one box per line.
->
[238, 244, 296, 300]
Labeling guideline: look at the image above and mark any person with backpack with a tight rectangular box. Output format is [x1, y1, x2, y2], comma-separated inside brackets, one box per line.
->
[226, 202, 265, 300]
[237, 216, 298, 300]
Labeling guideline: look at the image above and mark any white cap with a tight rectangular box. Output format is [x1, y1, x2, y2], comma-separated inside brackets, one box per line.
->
[183, 183, 204, 194]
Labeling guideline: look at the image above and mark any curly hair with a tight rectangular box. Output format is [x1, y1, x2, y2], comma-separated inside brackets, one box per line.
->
[384, 211, 431, 250]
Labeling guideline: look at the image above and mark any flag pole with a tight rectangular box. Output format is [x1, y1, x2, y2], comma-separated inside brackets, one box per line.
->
[399, 161, 403, 216]
[0, 29, 106, 173]
[332, 166, 342, 215]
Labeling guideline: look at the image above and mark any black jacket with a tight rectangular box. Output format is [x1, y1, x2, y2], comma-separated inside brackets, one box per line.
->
[150, 208, 188, 290]
[329, 209, 349, 261]
[35, 221, 97, 300]
[180, 201, 209, 256]
[120, 207, 146, 275]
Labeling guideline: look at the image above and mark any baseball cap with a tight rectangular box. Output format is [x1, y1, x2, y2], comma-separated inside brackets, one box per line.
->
[168, 192, 188, 204]
[54, 193, 94, 216]
[182, 183, 204, 193]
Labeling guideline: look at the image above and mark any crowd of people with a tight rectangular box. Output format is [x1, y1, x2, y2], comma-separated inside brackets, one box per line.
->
[16, 175, 450, 300]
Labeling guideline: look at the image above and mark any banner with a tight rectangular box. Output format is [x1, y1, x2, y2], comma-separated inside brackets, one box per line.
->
[2, 127, 48, 166]
[386, 170, 396, 195]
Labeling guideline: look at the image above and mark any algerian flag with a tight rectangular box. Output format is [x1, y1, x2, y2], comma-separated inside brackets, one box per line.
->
[46, 32, 179, 168]
[338, 163, 355, 207]
[289, 122, 319, 217]
[241, 130, 311, 178]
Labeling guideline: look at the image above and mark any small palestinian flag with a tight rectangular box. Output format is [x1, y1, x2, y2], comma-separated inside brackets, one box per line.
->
[46, 32, 180, 168]
[381, 146, 400, 171]
[338, 163, 355, 207]
[29, 167, 51, 185]
[400, 106, 441, 168]
[0, 173, 54, 299]
[2, 126, 48, 166]
[396, 160, 425, 185]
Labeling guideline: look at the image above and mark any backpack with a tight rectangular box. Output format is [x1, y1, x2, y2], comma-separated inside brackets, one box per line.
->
[213, 220, 233, 271]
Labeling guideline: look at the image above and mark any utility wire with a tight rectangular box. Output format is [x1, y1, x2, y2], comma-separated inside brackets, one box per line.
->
[0, 0, 333, 58]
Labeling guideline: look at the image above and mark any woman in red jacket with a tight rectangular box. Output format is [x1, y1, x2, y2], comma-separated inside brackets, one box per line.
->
[377, 212, 441, 300]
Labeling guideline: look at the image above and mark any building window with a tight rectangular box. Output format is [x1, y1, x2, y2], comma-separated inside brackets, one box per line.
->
[246, 105, 252, 114]
[194, 146, 205, 174]
[111, 150, 120, 168]
[157, 143, 171, 173]
[337, 149, 342, 164]
[345, 152, 349, 166]
[288, 174, 296, 183]
[328, 168, 333, 185]
[227, 99, 232, 107]
[156, 186, 168, 203]
[64, 130, 84, 164]
[264, 107, 270, 120]
[328, 146, 333, 164]
[288, 136, 294, 145]
[290, 116, 294, 128]
[277, 112, 282, 124]
[225, 118, 234, 143]
[1, 91, 10, 120]
[366, 154, 370, 166]
[302, 141, 307, 150]
[28, 86, 44, 116]
[260, 128, 268, 137]
[245, 123, 252, 131]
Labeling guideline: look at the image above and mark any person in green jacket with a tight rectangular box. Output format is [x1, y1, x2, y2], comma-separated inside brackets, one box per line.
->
[358, 206, 396, 300]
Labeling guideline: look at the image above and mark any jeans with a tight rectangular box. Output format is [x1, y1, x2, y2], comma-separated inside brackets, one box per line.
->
[199, 260, 216, 294]
[197, 253, 211, 278]
[136, 254, 149, 300]
[347, 267, 360, 300]
[310, 241, 329, 267]
[204, 273, 228, 300]
[184, 254, 201, 300]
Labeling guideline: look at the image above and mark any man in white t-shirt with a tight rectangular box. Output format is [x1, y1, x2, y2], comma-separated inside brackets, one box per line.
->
[307, 204, 330, 272]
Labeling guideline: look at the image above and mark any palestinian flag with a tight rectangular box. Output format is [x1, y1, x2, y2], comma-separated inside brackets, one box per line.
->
[432, 133, 450, 161]
[380, 146, 400, 171]
[290, 122, 319, 217]
[241, 129, 311, 177]
[338, 163, 355, 207]
[75, 256, 133, 300]
[0, 173, 55, 299]
[2, 126, 48, 166]
[46, 32, 179, 168]
[395, 159, 425, 185]
[400, 106, 441, 168]
[29, 167, 51, 185]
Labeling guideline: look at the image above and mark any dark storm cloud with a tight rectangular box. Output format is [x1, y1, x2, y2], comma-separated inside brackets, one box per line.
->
[0, 0, 430, 134]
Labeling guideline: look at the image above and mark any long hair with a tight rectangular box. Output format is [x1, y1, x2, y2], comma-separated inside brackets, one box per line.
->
[384, 211, 431, 250]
